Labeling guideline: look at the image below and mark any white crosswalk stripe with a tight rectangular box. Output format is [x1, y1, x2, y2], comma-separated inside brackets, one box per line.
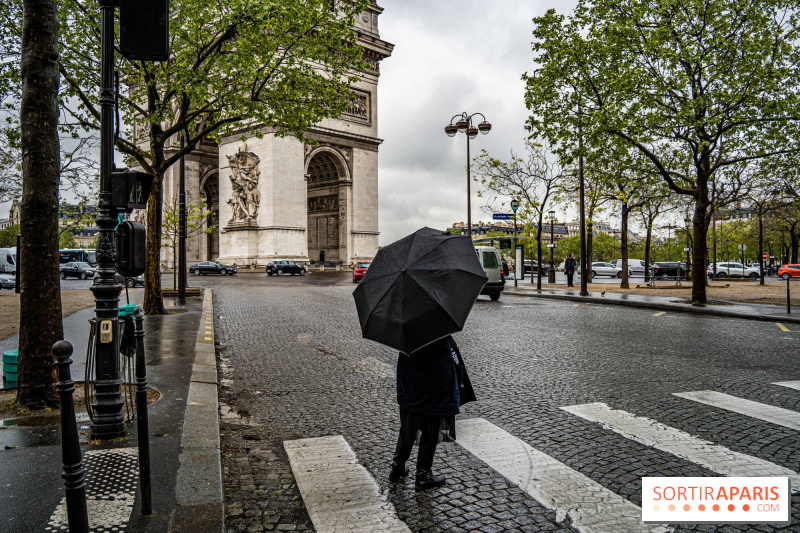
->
[774, 380, 800, 391]
[284, 435, 410, 533]
[673, 390, 800, 431]
[561, 402, 800, 493]
[455, 417, 671, 533]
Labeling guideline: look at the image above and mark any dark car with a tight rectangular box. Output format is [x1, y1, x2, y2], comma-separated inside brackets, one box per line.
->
[650, 261, 689, 279]
[93, 272, 144, 288]
[266, 260, 306, 276]
[59, 261, 97, 279]
[189, 261, 238, 276]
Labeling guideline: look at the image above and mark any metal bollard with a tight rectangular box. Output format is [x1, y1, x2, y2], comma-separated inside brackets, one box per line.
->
[52, 340, 90, 533]
[133, 307, 152, 514]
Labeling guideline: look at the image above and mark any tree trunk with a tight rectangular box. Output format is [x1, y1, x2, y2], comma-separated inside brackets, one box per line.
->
[620, 203, 629, 289]
[586, 221, 594, 266]
[17, 0, 61, 408]
[690, 183, 711, 304]
[536, 213, 543, 290]
[144, 167, 167, 314]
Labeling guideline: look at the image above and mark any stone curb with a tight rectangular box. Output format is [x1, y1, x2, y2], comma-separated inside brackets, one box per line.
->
[170, 290, 224, 533]
[504, 288, 800, 325]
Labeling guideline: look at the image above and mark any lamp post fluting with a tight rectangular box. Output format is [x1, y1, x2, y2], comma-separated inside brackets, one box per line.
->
[511, 199, 519, 287]
[445, 112, 491, 238]
[548, 210, 555, 284]
[684, 217, 691, 281]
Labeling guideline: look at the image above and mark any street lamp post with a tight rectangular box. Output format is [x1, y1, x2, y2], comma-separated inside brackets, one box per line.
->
[445, 112, 492, 238]
[511, 199, 519, 287]
[578, 110, 588, 296]
[548, 210, 556, 283]
[665, 224, 677, 262]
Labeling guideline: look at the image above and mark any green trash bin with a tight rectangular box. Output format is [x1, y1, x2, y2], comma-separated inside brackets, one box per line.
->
[119, 304, 138, 317]
[3, 349, 18, 387]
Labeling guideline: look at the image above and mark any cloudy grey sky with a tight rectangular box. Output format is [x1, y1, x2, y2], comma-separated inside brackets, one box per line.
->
[376, 0, 577, 246]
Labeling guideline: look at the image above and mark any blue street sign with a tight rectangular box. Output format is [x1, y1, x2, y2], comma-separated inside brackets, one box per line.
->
[493, 213, 513, 220]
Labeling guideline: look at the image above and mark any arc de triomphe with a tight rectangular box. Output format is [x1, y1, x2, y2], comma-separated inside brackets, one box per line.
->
[156, 3, 393, 268]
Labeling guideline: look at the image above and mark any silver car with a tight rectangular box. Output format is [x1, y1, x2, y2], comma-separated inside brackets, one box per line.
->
[707, 262, 760, 279]
[590, 262, 623, 278]
[0, 274, 15, 290]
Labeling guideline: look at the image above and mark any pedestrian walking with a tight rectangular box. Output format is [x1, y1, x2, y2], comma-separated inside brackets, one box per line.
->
[389, 335, 476, 491]
[565, 253, 577, 287]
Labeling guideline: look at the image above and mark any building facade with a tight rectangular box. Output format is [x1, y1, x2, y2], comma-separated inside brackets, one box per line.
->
[152, 4, 393, 268]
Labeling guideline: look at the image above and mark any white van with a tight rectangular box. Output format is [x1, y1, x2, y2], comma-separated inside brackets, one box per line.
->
[0, 248, 16, 275]
[611, 258, 647, 275]
[475, 246, 505, 301]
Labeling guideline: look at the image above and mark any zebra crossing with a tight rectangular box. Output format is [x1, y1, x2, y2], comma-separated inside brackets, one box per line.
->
[285, 381, 800, 532]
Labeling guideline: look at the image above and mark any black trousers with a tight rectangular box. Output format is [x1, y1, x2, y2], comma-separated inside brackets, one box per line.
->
[393, 414, 440, 473]
[567, 272, 574, 287]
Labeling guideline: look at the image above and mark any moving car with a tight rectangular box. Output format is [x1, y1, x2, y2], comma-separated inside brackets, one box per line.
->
[93, 272, 144, 288]
[707, 262, 759, 279]
[589, 261, 622, 278]
[266, 260, 306, 276]
[475, 246, 504, 301]
[353, 262, 371, 283]
[651, 262, 688, 279]
[59, 261, 97, 279]
[190, 261, 238, 276]
[0, 273, 15, 290]
[778, 264, 800, 280]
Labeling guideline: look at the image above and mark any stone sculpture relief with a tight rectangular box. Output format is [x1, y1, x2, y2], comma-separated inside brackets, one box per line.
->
[308, 195, 338, 213]
[344, 92, 369, 121]
[226, 145, 261, 223]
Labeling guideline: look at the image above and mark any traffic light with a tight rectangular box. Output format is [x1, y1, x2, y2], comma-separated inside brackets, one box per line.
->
[116, 221, 147, 277]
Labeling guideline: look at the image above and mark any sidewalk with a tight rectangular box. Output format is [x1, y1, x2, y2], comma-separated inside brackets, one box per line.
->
[0, 291, 223, 532]
[504, 284, 800, 324]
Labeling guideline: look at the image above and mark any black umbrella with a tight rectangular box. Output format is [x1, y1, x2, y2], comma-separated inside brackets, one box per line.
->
[353, 227, 488, 354]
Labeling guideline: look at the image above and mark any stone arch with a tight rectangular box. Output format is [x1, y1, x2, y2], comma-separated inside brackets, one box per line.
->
[306, 149, 348, 263]
[200, 171, 220, 260]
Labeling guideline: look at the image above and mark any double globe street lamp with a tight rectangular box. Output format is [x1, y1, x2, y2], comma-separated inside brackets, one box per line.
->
[445, 112, 492, 237]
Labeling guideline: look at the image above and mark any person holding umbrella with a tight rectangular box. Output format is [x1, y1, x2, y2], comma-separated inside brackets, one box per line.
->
[352, 227, 486, 491]
[390, 334, 475, 490]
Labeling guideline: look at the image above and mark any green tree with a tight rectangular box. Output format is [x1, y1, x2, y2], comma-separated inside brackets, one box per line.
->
[474, 141, 565, 289]
[0, 224, 19, 247]
[1, 0, 370, 314]
[161, 200, 214, 288]
[525, 0, 800, 303]
[58, 230, 78, 249]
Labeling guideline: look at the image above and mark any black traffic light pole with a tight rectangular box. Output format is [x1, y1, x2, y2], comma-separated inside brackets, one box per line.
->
[178, 136, 187, 302]
[91, 0, 126, 440]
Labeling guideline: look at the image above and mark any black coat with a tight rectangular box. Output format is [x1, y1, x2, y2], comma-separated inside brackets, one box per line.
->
[565, 257, 576, 275]
[397, 336, 476, 417]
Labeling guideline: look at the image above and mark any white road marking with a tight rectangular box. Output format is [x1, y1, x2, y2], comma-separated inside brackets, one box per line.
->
[455, 418, 670, 533]
[45, 448, 138, 533]
[562, 402, 800, 492]
[774, 381, 800, 391]
[674, 391, 800, 431]
[284, 435, 409, 533]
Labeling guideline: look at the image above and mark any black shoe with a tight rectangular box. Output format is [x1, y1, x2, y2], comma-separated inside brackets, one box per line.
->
[388, 463, 409, 483]
[415, 470, 446, 491]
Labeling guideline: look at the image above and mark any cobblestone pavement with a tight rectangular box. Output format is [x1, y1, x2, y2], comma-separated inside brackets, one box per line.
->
[198, 272, 800, 532]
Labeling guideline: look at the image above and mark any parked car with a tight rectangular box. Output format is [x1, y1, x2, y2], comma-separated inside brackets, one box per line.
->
[266, 260, 306, 276]
[707, 262, 759, 279]
[93, 271, 144, 288]
[589, 262, 622, 278]
[610, 258, 648, 275]
[59, 261, 97, 279]
[475, 246, 504, 301]
[526, 260, 551, 274]
[651, 262, 689, 279]
[0, 273, 15, 290]
[190, 261, 238, 276]
[353, 262, 371, 283]
[777, 264, 800, 280]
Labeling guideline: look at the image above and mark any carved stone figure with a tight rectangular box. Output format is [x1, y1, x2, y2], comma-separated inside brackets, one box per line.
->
[226, 145, 261, 223]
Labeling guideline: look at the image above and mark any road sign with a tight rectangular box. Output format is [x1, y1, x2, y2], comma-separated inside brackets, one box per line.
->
[738, 243, 747, 252]
[763, 252, 769, 260]
[546, 243, 557, 248]
[683, 247, 691, 252]
[493, 213, 513, 220]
